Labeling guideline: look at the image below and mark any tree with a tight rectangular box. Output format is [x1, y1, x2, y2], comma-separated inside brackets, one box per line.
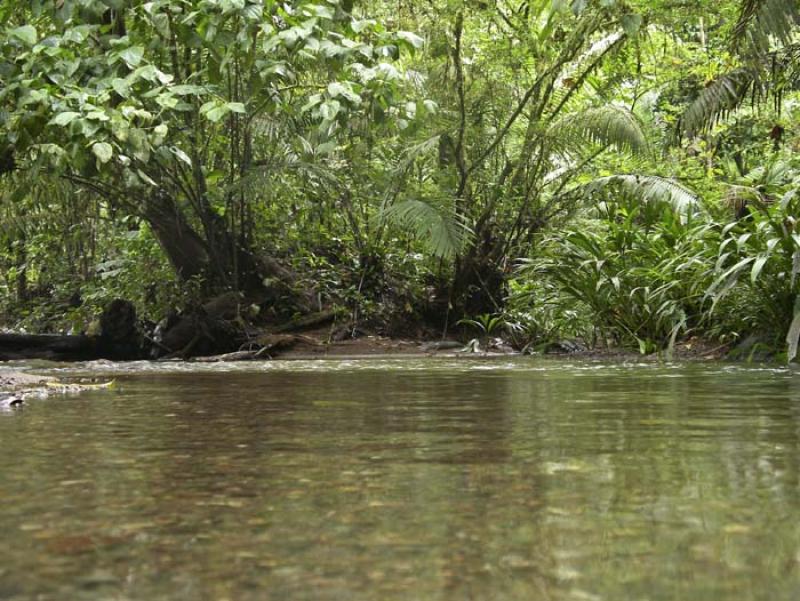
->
[369, 0, 651, 317]
[0, 0, 415, 311]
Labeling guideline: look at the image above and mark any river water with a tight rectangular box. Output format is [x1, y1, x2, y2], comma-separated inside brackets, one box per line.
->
[0, 358, 799, 600]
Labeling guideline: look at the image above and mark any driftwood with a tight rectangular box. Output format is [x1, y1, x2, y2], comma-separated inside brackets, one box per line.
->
[191, 334, 323, 362]
[191, 348, 271, 363]
[0, 294, 332, 362]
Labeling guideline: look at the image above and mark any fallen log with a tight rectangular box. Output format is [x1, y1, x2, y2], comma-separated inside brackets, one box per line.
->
[189, 334, 324, 362]
[0, 299, 145, 362]
[0, 333, 97, 361]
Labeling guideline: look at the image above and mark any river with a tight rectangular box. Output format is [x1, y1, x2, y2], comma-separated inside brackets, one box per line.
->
[1, 358, 798, 600]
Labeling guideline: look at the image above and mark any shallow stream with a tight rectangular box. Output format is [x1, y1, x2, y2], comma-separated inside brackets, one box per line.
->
[1, 358, 799, 600]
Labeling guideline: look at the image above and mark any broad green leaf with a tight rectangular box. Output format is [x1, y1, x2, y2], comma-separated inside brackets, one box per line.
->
[10, 25, 37, 46]
[302, 94, 322, 113]
[552, 0, 570, 13]
[396, 31, 424, 49]
[86, 111, 110, 122]
[137, 169, 157, 186]
[327, 82, 360, 104]
[62, 26, 91, 44]
[789, 251, 800, 289]
[621, 14, 643, 36]
[751, 255, 769, 285]
[49, 112, 81, 127]
[171, 85, 207, 96]
[120, 46, 144, 68]
[571, 0, 588, 15]
[787, 296, 800, 362]
[319, 100, 340, 121]
[92, 142, 113, 164]
[111, 78, 131, 98]
[156, 93, 179, 109]
[423, 99, 439, 114]
[171, 147, 192, 166]
[204, 105, 230, 123]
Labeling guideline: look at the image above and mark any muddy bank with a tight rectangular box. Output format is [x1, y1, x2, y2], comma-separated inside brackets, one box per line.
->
[186, 332, 735, 363]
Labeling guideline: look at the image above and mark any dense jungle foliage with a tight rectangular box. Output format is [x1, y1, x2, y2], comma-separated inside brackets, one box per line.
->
[1, 0, 799, 358]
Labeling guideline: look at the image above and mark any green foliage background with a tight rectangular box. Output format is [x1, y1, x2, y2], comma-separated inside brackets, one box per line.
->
[1, 0, 799, 359]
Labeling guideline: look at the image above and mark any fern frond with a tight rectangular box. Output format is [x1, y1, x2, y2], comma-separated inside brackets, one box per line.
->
[378, 199, 473, 258]
[587, 175, 699, 214]
[551, 105, 649, 156]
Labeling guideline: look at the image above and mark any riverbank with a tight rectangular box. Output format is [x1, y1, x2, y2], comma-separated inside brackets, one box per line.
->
[0, 333, 756, 406]
[182, 331, 735, 362]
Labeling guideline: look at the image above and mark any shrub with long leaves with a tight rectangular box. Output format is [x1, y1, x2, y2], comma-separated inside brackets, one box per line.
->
[519, 199, 716, 354]
[707, 186, 800, 360]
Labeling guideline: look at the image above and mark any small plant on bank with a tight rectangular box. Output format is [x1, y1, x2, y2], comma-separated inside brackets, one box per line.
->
[457, 313, 520, 352]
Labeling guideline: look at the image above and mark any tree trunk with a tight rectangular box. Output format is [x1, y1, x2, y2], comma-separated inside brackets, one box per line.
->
[141, 192, 212, 283]
[451, 225, 507, 317]
[14, 235, 27, 303]
[141, 192, 314, 314]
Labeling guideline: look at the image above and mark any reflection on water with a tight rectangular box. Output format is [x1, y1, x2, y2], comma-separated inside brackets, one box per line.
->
[1, 359, 799, 600]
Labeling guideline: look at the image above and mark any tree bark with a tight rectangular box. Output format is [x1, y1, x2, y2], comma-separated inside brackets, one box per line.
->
[141, 192, 212, 283]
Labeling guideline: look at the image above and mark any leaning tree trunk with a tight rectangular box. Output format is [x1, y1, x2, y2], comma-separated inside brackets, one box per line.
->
[141, 192, 314, 314]
[142, 191, 213, 284]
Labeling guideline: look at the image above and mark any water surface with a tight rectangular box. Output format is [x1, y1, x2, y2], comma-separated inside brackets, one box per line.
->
[1, 358, 799, 600]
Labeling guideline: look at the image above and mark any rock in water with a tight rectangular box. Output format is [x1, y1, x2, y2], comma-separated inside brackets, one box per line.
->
[0, 394, 24, 408]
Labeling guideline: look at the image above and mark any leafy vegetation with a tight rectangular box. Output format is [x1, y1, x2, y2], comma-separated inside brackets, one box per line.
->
[1, 0, 800, 361]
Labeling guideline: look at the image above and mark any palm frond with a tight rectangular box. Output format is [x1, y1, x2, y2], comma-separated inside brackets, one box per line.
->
[391, 135, 441, 178]
[587, 175, 699, 214]
[378, 199, 473, 258]
[551, 105, 649, 156]
[733, 0, 800, 54]
[724, 184, 765, 206]
[682, 1, 800, 136]
[680, 68, 760, 136]
[228, 141, 339, 198]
